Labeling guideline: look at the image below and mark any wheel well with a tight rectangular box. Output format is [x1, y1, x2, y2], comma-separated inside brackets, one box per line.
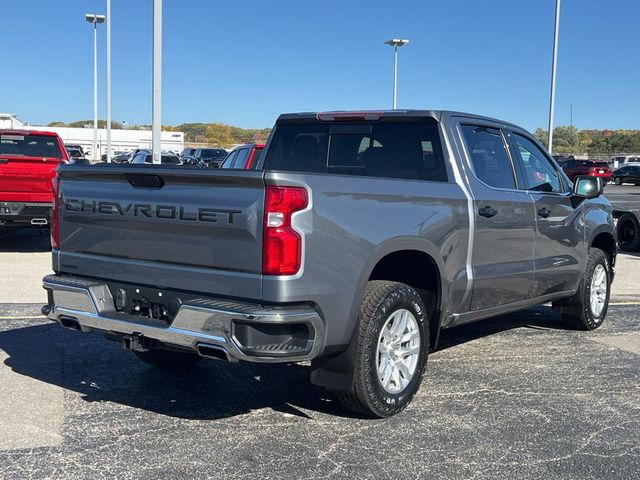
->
[591, 232, 616, 266]
[369, 250, 441, 349]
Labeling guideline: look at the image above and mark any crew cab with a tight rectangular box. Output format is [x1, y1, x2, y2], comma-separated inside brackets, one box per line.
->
[220, 143, 264, 169]
[42, 110, 615, 417]
[0, 129, 68, 229]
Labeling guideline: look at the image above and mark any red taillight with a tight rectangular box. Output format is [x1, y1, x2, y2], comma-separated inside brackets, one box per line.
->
[50, 175, 60, 249]
[263, 186, 308, 275]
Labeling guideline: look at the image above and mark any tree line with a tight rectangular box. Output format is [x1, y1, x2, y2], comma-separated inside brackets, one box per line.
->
[534, 126, 640, 155]
[47, 120, 271, 148]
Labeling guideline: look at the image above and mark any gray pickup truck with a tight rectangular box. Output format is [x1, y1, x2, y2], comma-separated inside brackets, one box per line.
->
[43, 110, 616, 417]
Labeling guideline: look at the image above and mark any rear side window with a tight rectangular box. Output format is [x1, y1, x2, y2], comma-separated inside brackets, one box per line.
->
[263, 121, 447, 182]
[0, 134, 63, 158]
[232, 148, 250, 168]
[460, 125, 515, 189]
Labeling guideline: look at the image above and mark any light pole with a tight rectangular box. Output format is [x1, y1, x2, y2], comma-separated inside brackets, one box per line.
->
[152, 0, 162, 164]
[384, 39, 409, 110]
[547, 0, 561, 154]
[85, 13, 105, 162]
[106, 0, 112, 162]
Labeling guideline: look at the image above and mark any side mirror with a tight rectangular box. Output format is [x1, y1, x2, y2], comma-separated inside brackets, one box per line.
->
[572, 175, 603, 199]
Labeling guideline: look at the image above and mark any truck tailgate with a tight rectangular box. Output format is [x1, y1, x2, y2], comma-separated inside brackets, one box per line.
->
[56, 165, 265, 298]
[0, 156, 61, 202]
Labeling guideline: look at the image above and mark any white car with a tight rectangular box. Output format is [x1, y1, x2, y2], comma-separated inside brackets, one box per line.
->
[612, 155, 640, 168]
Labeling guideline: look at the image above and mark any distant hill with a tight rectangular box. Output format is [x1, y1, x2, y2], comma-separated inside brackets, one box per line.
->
[47, 121, 272, 148]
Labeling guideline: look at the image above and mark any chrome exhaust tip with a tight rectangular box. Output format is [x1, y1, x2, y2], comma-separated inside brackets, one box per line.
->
[31, 218, 48, 226]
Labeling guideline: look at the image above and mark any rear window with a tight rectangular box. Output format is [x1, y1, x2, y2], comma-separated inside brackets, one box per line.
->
[0, 134, 63, 158]
[263, 121, 447, 182]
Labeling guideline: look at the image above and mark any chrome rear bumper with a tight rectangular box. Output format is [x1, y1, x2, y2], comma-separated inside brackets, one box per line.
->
[43, 274, 325, 363]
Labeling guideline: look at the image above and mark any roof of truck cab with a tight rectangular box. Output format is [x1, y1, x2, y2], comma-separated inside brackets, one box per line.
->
[276, 110, 524, 130]
[0, 129, 59, 136]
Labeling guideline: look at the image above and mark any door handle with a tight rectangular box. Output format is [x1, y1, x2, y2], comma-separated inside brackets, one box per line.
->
[478, 206, 498, 218]
[537, 207, 552, 218]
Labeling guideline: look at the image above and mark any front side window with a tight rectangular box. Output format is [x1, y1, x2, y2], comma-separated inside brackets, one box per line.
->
[460, 125, 515, 189]
[511, 133, 562, 193]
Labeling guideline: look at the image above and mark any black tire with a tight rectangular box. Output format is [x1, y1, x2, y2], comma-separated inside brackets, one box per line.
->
[617, 213, 640, 252]
[133, 349, 202, 370]
[614, 177, 622, 185]
[336, 281, 429, 418]
[557, 248, 611, 330]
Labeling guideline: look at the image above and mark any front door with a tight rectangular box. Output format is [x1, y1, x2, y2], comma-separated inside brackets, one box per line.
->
[458, 123, 536, 311]
[507, 131, 584, 296]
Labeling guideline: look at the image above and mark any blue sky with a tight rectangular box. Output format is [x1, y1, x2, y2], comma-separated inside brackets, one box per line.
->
[1, 0, 637, 131]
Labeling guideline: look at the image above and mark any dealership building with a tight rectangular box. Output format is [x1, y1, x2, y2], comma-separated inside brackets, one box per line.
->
[0, 113, 184, 159]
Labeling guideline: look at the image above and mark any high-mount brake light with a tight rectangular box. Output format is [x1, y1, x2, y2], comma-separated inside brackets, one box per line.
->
[316, 111, 384, 122]
[263, 186, 308, 275]
[50, 175, 60, 249]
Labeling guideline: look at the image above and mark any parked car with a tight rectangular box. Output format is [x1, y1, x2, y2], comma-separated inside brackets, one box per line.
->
[0, 129, 68, 229]
[611, 155, 640, 169]
[553, 154, 575, 165]
[112, 151, 133, 163]
[180, 147, 196, 159]
[65, 144, 85, 156]
[65, 147, 90, 165]
[220, 144, 264, 169]
[43, 110, 616, 418]
[561, 160, 612, 182]
[189, 148, 228, 168]
[131, 151, 182, 165]
[612, 165, 640, 185]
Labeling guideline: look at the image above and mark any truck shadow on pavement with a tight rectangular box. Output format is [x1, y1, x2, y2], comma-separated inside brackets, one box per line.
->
[0, 229, 51, 252]
[0, 308, 565, 421]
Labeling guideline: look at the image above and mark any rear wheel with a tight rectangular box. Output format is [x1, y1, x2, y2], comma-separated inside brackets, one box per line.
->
[336, 281, 429, 418]
[614, 177, 622, 185]
[133, 349, 202, 370]
[617, 213, 640, 252]
[557, 248, 611, 330]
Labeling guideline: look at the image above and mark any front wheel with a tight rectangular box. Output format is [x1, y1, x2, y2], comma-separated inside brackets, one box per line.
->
[614, 177, 622, 185]
[336, 281, 429, 418]
[556, 248, 611, 330]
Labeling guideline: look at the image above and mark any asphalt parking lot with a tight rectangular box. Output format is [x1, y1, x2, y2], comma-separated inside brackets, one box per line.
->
[0, 184, 638, 479]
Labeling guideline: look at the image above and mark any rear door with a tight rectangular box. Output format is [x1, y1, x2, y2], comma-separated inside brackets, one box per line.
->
[457, 122, 536, 310]
[56, 166, 265, 298]
[0, 132, 65, 202]
[507, 130, 583, 296]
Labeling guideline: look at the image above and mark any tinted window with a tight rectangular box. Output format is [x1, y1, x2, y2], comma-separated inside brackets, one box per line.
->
[249, 148, 262, 168]
[233, 149, 250, 168]
[263, 121, 447, 181]
[220, 151, 237, 169]
[0, 133, 63, 158]
[200, 149, 227, 160]
[511, 133, 562, 193]
[460, 125, 515, 189]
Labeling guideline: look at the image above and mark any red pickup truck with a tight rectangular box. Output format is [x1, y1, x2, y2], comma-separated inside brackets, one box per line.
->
[0, 129, 68, 230]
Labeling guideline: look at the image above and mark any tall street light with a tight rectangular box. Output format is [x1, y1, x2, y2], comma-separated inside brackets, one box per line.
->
[547, 0, 561, 154]
[384, 39, 409, 110]
[152, 0, 162, 164]
[85, 13, 105, 162]
[106, 0, 112, 162]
